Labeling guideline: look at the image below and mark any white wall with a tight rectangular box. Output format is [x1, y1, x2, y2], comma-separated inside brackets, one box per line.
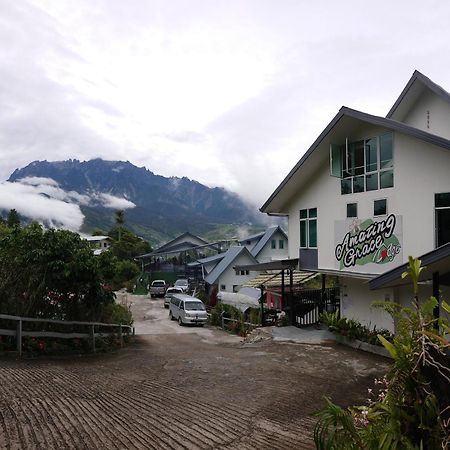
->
[286, 127, 450, 272]
[403, 90, 450, 139]
[256, 230, 289, 263]
[341, 277, 395, 331]
[217, 252, 258, 293]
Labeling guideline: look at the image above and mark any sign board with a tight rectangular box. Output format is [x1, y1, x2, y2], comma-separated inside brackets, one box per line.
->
[334, 214, 402, 273]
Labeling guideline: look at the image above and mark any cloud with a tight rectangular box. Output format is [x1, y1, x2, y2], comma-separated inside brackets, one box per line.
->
[92, 193, 136, 210]
[0, 182, 84, 231]
[0, 176, 137, 231]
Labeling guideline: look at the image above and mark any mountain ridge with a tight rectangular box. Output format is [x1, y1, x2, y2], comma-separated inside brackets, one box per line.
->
[8, 159, 263, 244]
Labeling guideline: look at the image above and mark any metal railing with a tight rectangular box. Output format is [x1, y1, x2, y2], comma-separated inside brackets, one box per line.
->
[0, 313, 134, 356]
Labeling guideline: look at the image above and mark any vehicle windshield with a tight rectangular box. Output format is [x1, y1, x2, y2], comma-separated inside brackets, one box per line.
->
[175, 280, 188, 287]
[166, 288, 182, 295]
[152, 281, 165, 287]
[184, 302, 205, 311]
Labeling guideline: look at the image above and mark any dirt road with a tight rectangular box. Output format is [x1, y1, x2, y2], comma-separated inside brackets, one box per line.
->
[0, 295, 389, 449]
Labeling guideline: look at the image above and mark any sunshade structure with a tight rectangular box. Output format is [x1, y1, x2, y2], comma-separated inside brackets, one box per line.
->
[242, 270, 317, 288]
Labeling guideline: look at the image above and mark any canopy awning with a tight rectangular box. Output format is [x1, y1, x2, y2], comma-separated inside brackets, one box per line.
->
[370, 242, 450, 290]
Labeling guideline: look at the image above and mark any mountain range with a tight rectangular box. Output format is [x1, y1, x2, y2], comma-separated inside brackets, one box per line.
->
[7, 159, 264, 245]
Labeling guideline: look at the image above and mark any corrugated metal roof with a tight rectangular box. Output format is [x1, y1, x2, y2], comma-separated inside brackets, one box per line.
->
[242, 270, 318, 288]
[187, 253, 225, 267]
[205, 246, 258, 285]
[250, 226, 288, 257]
[238, 231, 265, 244]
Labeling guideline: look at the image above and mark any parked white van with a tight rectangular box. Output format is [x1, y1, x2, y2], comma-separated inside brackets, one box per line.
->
[169, 294, 207, 326]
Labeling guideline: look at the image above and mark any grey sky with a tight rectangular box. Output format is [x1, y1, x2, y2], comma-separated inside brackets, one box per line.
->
[1, 0, 449, 209]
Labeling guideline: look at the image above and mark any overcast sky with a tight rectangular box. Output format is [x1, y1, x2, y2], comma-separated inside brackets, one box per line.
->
[1, 0, 449, 209]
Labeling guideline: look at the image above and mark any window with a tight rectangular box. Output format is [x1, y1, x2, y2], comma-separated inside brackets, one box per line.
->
[279, 239, 284, 249]
[300, 208, 317, 248]
[220, 284, 226, 290]
[330, 133, 394, 194]
[435, 193, 450, 247]
[374, 199, 387, 216]
[271, 239, 276, 249]
[235, 270, 249, 276]
[347, 203, 357, 218]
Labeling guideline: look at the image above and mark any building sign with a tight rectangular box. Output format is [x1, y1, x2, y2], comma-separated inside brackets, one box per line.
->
[334, 214, 402, 272]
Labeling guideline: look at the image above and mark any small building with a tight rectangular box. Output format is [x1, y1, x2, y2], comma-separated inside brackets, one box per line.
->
[239, 226, 288, 263]
[84, 235, 111, 255]
[261, 70, 450, 332]
[191, 246, 259, 293]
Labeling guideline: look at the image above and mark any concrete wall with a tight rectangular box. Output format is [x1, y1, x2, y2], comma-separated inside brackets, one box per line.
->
[403, 89, 450, 139]
[256, 230, 289, 263]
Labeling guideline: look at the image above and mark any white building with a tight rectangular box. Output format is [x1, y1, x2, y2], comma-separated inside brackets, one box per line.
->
[261, 71, 450, 332]
[190, 246, 259, 293]
[84, 235, 111, 255]
[239, 226, 288, 263]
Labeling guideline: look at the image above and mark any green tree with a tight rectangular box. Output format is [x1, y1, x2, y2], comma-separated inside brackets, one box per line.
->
[0, 223, 115, 321]
[6, 209, 20, 228]
[115, 210, 125, 241]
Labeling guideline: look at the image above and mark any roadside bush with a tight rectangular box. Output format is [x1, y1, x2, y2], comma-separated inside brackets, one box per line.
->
[320, 310, 394, 347]
[101, 303, 133, 326]
[209, 303, 248, 335]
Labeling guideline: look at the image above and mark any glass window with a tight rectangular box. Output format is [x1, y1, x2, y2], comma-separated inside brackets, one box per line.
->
[330, 144, 342, 177]
[279, 240, 284, 249]
[435, 193, 450, 247]
[374, 199, 387, 216]
[220, 284, 226, 290]
[380, 170, 394, 189]
[300, 208, 317, 248]
[353, 176, 365, 193]
[333, 133, 393, 195]
[300, 221, 307, 248]
[366, 173, 378, 191]
[341, 178, 352, 195]
[271, 239, 276, 249]
[435, 193, 450, 208]
[380, 133, 393, 169]
[365, 137, 378, 172]
[347, 203, 357, 218]
[309, 219, 317, 247]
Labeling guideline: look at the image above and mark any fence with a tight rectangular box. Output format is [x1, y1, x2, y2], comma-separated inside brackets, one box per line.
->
[288, 287, 340, 326]
[0, 313, 134, 356]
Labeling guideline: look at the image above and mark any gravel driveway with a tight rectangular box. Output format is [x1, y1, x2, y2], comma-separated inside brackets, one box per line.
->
[0, 294, 389, 449]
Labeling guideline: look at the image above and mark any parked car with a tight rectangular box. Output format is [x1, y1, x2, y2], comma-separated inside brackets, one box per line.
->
[174, 278, 189, 293]
[169, 294, 207, 326]
[150, 280, 167, 298]
[164, 287, 183, 308]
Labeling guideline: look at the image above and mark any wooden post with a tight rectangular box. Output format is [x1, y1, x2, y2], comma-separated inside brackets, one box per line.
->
[16, 319, 22, 356]
[320, 274, 326, 316]
[118, 324, 123, 347]
[221, 311, 224, 330]
[91, 324, 96, 353]
[260, 285, 265, 327]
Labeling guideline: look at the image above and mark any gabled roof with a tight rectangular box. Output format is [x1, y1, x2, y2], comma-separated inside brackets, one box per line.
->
[238, 231, 265, 244]
[261, 106, 450, 214]
[155, 232, 209, 254]
[205, 246, 258, 285]
[187, 253, 225, 267]
[387, 70, 450, 120]
[250, 226, 288, 257]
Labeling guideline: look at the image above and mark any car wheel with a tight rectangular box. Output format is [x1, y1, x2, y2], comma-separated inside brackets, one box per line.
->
[178, 317, 183, 326]
[169, 311, 174, 320]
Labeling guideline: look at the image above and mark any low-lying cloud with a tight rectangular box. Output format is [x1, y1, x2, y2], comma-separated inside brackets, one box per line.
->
[0, 177, 136, 232]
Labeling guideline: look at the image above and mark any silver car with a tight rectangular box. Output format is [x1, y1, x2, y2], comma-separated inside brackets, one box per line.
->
[169, 294, 207, 326]
[164, 287, 183, 308]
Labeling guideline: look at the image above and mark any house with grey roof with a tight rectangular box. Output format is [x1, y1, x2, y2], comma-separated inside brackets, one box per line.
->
[261, 70, 450, 332]
[190, 246, 259, 293]
[239, 226, 288, 263]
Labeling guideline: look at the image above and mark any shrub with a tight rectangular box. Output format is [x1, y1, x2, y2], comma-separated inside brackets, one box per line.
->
[314, 257, 450, 449]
